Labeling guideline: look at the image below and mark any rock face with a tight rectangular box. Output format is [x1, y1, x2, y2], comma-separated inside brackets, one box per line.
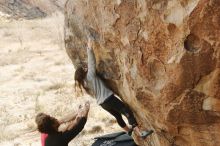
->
[64, 0, 220, 145]
[0, 0, 66, 19]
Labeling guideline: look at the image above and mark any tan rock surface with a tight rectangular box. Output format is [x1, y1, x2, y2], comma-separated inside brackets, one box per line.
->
[64, 0, 220, 145]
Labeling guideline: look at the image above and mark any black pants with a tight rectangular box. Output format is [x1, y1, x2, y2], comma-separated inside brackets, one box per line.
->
[100, 94, 137, 128]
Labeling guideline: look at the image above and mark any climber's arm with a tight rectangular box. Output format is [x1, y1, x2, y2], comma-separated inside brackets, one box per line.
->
[87, 38, 96, 78]
[59, 111, 78, 124]
[61, 102, 90, 143]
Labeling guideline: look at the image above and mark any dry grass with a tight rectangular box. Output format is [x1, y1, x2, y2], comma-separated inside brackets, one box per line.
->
[0, 12, 120, 146]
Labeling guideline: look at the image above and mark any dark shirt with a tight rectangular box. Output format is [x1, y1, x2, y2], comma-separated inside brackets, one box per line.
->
[45, 118, 87, 146]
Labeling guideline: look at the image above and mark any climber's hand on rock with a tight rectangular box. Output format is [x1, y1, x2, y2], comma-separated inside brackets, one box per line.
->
[87, 37, 93, 50]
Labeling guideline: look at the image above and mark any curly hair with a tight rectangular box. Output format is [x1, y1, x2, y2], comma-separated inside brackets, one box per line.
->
[35, 113, 58, 134]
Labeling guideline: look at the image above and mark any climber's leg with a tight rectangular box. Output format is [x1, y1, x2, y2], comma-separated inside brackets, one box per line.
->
[101, 101, 128, 130]
[105, 95, 137, 126]
[101, 95, 154, 138]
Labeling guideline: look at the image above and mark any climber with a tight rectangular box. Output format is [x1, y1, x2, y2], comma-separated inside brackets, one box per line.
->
[74, 38, 153, 138]
[35, 101, 90, 146]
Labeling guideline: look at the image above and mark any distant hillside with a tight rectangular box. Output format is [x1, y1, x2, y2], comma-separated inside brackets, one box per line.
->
[0, 0, 66, 19]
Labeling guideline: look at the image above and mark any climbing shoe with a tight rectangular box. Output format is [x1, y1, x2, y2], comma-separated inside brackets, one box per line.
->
[140, 130, 154, 139]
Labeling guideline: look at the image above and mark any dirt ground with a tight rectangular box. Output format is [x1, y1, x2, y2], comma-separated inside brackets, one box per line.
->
[0, 12, 120, 146]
